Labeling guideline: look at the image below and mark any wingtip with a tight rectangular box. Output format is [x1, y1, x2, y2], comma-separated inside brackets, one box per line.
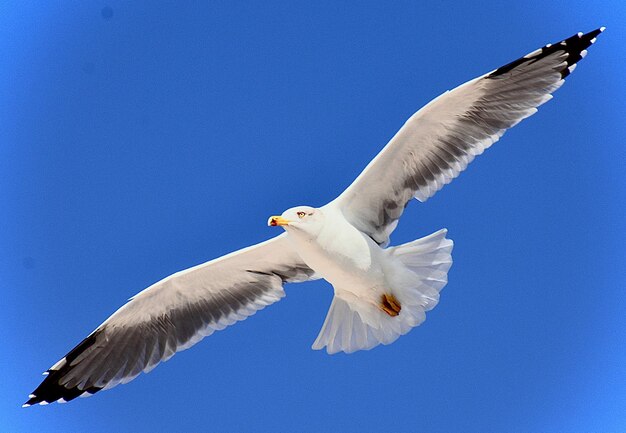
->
[587, 27, 605, 45]
[488, 28, 604, 79]
[587, 27, 605, 36]
[22, 394, 35, 408]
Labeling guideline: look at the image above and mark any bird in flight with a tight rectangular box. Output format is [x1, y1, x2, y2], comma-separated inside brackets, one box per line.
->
[24, 27, 604, 407]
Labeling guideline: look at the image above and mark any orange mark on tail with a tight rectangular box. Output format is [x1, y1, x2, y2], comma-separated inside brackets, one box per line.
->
[380, 293, 401, 317]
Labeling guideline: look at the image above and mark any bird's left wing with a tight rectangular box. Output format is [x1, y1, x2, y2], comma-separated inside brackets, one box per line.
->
[331, 28, 604, 245]
[24, 233, 315, 406]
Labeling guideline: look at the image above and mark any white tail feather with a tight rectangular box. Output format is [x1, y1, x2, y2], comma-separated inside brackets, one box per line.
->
[390, 228, 453, 292]
[312, 229, 453, 354]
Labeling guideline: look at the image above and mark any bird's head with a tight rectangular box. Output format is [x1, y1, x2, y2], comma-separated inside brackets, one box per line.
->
[268, 206, 324, 237]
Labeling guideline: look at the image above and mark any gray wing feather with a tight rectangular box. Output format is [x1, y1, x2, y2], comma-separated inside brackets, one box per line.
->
[24, 234, 315, 405]
[332, 28, 603, 245]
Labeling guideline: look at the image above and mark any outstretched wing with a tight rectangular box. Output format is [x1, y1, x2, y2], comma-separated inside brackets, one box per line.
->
[332, 28, 604, 245]
[24, 234, 316, 406]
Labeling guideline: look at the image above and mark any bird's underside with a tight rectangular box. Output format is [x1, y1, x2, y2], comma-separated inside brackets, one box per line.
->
[24, 28, 604, 407]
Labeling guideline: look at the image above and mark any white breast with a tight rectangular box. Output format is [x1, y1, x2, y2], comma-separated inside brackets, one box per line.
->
[286, 207, 385, 290]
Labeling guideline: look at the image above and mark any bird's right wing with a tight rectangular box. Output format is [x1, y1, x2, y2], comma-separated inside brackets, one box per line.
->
[24, 233, 316, 406]
[331, 28, 604, 245]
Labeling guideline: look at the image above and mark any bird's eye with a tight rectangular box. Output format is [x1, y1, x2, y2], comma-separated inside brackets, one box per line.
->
[297, 211, 306, 219]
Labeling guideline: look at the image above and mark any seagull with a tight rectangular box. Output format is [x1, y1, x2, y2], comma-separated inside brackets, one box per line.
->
[24, 28, 604, 407]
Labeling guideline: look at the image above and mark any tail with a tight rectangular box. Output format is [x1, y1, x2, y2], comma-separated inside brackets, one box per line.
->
[312, 229, 453, 354]
[389, 228, 453, 286]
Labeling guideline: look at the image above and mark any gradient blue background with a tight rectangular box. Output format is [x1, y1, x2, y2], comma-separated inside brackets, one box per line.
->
[2, 2, 624, 432]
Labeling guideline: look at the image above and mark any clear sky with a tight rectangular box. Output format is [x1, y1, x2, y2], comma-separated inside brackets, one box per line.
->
[2, 2, 625, 432]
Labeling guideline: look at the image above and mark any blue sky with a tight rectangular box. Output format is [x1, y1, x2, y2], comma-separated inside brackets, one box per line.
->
[2, 2, 625, 432]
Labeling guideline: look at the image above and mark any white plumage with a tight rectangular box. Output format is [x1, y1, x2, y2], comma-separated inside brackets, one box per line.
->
[24, 27, 603, 406]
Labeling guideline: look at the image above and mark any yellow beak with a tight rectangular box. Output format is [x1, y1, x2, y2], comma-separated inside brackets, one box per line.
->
[268, 216, 291, 227]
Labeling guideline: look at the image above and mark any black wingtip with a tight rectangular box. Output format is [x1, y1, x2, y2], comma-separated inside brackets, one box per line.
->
[24, 330, 105, 407]
[489, 27, 605, 79]
[24, 378, 103, 407]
